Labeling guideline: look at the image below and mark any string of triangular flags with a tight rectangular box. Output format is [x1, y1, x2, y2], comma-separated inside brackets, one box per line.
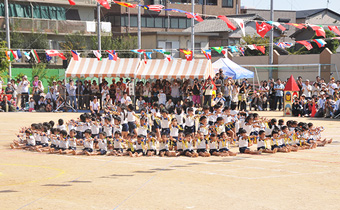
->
[4, 36, 340, 63]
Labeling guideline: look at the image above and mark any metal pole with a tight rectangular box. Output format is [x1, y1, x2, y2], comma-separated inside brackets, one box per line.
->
[318, 64, 321, 77]
[97, 3, 101, 52]
[138, 0, 141, 59]
[5, 0, 11, 80]
[269, 0, 274, 79]
[191, 0, 195, 58]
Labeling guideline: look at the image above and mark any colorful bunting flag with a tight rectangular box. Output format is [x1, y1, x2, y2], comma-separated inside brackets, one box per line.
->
[256, 22, 273, 38]
[114, 1, 136, 8]
[267, 21, 286, 31]
[256, 45, 266, 54]
[131, 49, 145, 54]
[16, 50, 22, 59]
[93, 50, 102, 61]
[31, 49, 40, 63]
[247, 44, 257, 50]
[217, 16, 236, 30]
[164, 51, 172, 61]
[163, 8, 186, 13]
[153, 49, 166, 54]
[286, 23, 305, 29]
[296, 40, 313, 50]
[239, 47, 245, 56]
[309, 25, 326, 38]
[71, 50, 80, 61]
[185, 12, 204, 22]
[45, 50, 66, 60]
[313, 39, 327, 48]
[5, 50, 16, 61]
[228, 46, 238, 53]
[106, 50, 118, 61]
[234, 18, 245, 36]
[142, 5, 164, 12]
[23, 51, 31, 61]
[211, 47, 224, 54]
[68, 0, 76, 5]
[328, 26, 340, 36]
[46, 53, 52, 62]
[145, 52, 153, 59]
[180, 49, 193, 61]
[201, 49, 211, 60]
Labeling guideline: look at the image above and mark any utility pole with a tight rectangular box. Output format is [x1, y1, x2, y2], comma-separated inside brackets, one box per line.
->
[5, 0, 11, 80]
[269, 0, 274, 79]
[191, 0, 195, 58]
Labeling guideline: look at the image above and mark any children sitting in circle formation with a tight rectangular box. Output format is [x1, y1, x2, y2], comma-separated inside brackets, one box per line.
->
[10, 103, 333, 157]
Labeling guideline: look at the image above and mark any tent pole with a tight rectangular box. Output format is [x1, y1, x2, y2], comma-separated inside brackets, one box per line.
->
[335, 64, 339, 80]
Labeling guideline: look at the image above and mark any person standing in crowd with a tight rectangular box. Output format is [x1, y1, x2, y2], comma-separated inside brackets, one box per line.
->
[214, 73, 222, 94]
[164, 81, 172, 101]
[204, 78, 213, 106]
[91, 80, 99, 102]
[76, 80, 84, 110]
[57, 80, 66, 102]
[143, 81, 151, 104]
[101, 82, 109, 109]
[274, 79, 285, 111]
[83, 80, 91, 110]
[19, 75, 30, 109]
[302, 79, 312, 100]
[5, 82, 14, 96]
[192, 79, 201, 106]
[32, 75, 40, 88]
[171, 81, 180, 105]
[45, 87, 57, 110]
[231, 81, 239, 110]
[66, 79, 77, 110]
[109, 79, 116, 103]
[268, 82, 276, 111]
[297, 76, 303, 96]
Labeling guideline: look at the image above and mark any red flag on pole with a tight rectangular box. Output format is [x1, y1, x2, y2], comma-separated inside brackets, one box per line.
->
[256, 45, 266, 54]
[296, 40, 313, 50]
[96, 0, 110, 9]
[256, 22, 273, 38]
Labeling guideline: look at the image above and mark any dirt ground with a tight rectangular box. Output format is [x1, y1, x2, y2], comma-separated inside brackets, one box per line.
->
[0, 111, 340, 210]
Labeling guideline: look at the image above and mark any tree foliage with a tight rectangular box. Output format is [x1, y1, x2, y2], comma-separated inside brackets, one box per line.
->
[290, 30, 340, 55]
[59, 32, 88, 59]
[31, 63, 48, 82]
[0, 40, 10, 78]
[90, 34, 138, 58]
[24, 33, 50, 63]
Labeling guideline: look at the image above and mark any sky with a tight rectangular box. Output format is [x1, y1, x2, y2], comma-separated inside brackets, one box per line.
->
[241, 0, 340, 12]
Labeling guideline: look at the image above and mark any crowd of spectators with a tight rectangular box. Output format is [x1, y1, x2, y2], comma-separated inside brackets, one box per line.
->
[1, 71, 340, 118]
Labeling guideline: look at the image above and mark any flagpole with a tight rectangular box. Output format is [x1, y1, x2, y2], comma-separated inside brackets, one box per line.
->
[191, 0, 195, 59]
[138, 0, 141, 59]
[5, 0, 11, 80]
[269, 0, 274, 79]
[97, 3, 101, 52]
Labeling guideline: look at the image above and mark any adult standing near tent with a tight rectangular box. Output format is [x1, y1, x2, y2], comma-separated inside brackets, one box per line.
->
[192, 79, 201, 106]
[19, 75, 30, 109]
[302, 79, 312, 100]
[215, 73, 222, 94]
[223, 78, 233, 108]
[204, 78, 213, 106]
[32, 75, 40, 88]
[274, 79, 285, 111]
[66, 79, 77, 110]
[171, 81, 180, 105]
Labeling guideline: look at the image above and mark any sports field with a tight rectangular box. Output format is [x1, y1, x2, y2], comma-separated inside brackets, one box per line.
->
[1, 112, 340, 210]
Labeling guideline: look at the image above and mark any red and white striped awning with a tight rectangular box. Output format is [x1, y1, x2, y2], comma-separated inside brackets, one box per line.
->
[66, 58, 140, 78]
[136, 59, 213, 79]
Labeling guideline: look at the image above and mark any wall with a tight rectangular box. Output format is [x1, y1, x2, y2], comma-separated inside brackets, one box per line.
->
[306, 10, 340, 25]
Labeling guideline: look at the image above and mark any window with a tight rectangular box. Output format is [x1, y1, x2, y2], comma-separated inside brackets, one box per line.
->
[222, 0, 233, 7]
[155, 17, 163, 28]
[146, 17, 154, 27]
[187, 19, 191, 27]
[141, 17, 147, 27]
[165, 42, 172, 51]
[179, 18, 187, 29]
[171, 18, 179, 28]
[114, 16, 121, 26]
[121, 15, 126, 26]
[130, 16, 138, 27]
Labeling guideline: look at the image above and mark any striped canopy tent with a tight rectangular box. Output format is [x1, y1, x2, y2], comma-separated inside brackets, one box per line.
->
[66, 58, 140, 78]
[136, 59, 214, 79]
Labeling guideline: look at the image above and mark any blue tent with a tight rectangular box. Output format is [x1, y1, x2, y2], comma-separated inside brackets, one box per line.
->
[212, 58, 254, 79]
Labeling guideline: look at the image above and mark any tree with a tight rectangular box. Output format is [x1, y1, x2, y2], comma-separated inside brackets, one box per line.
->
[24, 33, 50, 63]
[241, 34, 280, 56]
[31, 63, 48, 82]
[90, 34, 138, 58]
[290, 30, 340, 55]
[0, 40, 10, 79]
[59, 32, 88, 59]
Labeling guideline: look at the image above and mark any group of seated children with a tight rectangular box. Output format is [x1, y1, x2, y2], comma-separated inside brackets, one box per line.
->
[10, 103, 333, 157]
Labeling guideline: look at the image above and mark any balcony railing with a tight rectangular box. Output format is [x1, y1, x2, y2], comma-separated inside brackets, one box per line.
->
[0, 17, 111, 35]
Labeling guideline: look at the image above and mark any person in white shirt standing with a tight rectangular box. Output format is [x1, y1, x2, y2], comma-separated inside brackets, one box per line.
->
[19, 75, 30, 109]
[66, 79, 77, 110]
[302, 79, 312, 100]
